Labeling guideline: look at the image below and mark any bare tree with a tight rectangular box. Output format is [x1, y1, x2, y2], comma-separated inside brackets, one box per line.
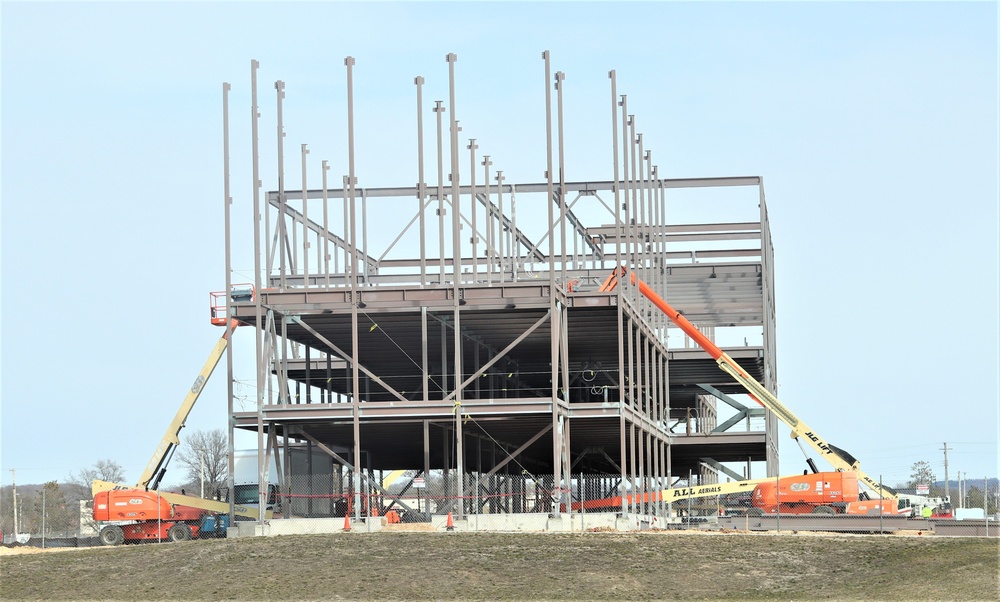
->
[176, 429, 228, 498]
[66, 459, 127, 536]
[70, 459, 126, 486]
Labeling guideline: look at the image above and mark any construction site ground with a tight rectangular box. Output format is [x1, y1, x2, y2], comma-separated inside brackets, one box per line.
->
[1, 531, 996, 601]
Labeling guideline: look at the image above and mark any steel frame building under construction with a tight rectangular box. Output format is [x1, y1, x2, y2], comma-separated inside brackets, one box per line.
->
[218, 54, 779, 522]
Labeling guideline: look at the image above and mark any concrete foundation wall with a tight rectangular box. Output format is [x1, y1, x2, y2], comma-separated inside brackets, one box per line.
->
[227, 513, 655, 537]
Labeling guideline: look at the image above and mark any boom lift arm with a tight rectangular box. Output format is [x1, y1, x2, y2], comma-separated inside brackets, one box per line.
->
[572, 475, 771, 511]
[137, 318, 240, 491]
[598, 266, 896, 500]
[91, 294, 276, 526]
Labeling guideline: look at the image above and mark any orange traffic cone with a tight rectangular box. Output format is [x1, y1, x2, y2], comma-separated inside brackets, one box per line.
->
[343, 513, 352, 532]
[446, 512, 455, 531]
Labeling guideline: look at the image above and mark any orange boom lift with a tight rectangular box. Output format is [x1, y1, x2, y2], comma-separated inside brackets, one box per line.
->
[597, 267, 898, 503]
[92, 286, 273, 545]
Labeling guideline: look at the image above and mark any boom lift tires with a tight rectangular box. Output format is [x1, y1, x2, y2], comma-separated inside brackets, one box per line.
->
[99, 525, 125, 546]
[168, 524, 193, 542]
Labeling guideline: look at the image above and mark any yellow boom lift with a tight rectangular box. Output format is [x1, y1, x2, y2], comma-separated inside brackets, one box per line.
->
[92, 317, 270, 520]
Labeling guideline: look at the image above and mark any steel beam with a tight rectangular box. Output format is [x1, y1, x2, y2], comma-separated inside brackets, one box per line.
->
[268, 176, 763, 202]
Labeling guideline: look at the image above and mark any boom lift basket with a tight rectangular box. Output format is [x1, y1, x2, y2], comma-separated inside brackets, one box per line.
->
[210, 284, 254, 326]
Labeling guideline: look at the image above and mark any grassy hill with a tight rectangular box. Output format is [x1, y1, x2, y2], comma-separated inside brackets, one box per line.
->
[1, 531, 996, 601]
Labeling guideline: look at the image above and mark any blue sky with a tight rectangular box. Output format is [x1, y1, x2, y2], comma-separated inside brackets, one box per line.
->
[2, 2, 997, 490]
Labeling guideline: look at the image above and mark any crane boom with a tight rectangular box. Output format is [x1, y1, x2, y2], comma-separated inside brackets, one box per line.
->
[137, 319, 240, 491]
[599, 266, 896, 500]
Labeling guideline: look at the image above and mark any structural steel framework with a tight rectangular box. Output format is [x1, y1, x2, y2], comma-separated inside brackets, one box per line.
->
[220, 54, 779, 521]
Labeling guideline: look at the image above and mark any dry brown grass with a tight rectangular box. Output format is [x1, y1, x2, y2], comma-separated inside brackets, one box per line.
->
[1, 532, 997, 601]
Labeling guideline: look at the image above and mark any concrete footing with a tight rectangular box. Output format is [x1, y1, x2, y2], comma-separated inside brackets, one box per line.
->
[227, 512, 667, 538]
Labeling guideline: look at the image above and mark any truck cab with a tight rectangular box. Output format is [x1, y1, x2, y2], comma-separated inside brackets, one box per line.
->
[217, 450, 281, 519]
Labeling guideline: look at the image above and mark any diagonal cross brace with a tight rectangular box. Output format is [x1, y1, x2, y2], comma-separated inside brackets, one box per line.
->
[291, 316, 409, 403]
[293, 428, 416, 514]
[474, 193, 546, 263]
[555, 190, 604, 260]
[713, 407, 765, 433]
[699, 457, 746, 482]
[696, 383, 751, 412]
[443, 310, 551, 402]
[483, 424, 553, 478]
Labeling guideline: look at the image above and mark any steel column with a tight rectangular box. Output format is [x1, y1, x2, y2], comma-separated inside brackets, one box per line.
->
[250, 59, 267, 529]
[344, 56, 362, 521]
[275, 80, 287, 288]
[415, 76, 427, 286]
[447, 52, 465, 518]
[222, 80, 236, 522]
[322, 161, 330, 287]
[468, 139, 478, 280]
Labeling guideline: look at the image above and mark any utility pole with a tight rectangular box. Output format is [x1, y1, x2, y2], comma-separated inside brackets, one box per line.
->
[9, 469, 17, 538]
[941, 442, 952, 503]
[957, 471, 963, 508]
[986, 475, 991, 519]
